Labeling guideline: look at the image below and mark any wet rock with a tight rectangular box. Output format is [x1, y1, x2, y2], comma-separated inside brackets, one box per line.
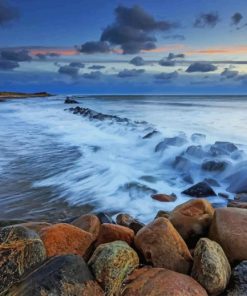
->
[116, 213, 144, 234]
[13, 222, 52, 234]
[97, 212, 115, 224]
[95, 223, 134, 247]
[0, 219, 27, 228]
[123, 182, 157, 198]
[218, 192, 229, 199]
[142, 130, 159, 139]
[64, 97, 79, 104]
[0, 225, 40, 243]
[72, 214, 101, 241]
[192, 238, 231, 295]
[155, 136, 187, 152]
[191, 133, 206, 143]
[226, 169, 247, 193]
[186, 145, 206, 158]
[40, 223, 93, 258]
[151, 193, 177, 202]
[88, 240, 139, 296]
[169, 199, 214, 247]
[0, 239, 46, 295]
[202, 160, 229, 171]
[7, 254, 104, 296]
[183, 174, 194, 184]
[235, 193, 247, 202]
[121, 267, 208, 296]
[134, 217, 192, 274]
[228, 200, 247, 209]
[182, 181, 216, 197]
[154, 210, 170, 219]
[225, 261, 247, 296]
[209, 208, 247, 263]
[210, 141, 238, 156]
[173, 156, 191, 170]
[204, 177, 221, 187]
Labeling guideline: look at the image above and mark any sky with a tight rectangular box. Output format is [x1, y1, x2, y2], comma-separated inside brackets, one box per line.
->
[0, 0, 247, 94]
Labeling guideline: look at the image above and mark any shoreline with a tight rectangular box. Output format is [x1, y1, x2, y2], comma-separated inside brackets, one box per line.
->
[0, 91, 53, 100]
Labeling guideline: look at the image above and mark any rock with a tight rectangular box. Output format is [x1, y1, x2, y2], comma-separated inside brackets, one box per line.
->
[0, 225, 40, 243]
[142, 130, 159, 139]
[183, 173, 194, 184]
[88, 240, 139, 296]
[225, 261, 247, 296]
[202, 160, 228, 172]
[155, 136, 187, 152]
[218, 192, 229, 199]
[210, 141, 238, 156]
[209, 208, 247, 263]
[72, 214, 101, 241]
[0, 219, 27, 228]
[225, 168, 247, 193]
[191, 133, 206, 143]
[169, 199, 214, 246]
[95, 223, 134, 247]
[154, 210, 170, 219]
[134, 217, 192, 274]
[182, 181, 216, 197]
[121, 267, 208, 296]
[228, 201, 247, 209]
[204, 178, 220, 187]
[13, 222, 52, 234]
[151, 193, 177, 202]
[192, 238, 231, 295]
[123, 182, 157, 198]
[186, 145, 206, 158]
[235, 193, 247, 202]
[0, 239, 46, 294]
[97, 212, 115, 224]
[173, 156, 191, 170]
[7, 255, 104, 296]
[40, 223, 93, 258]
[64, 97, 79, 104]
[116, 213, 144, 234]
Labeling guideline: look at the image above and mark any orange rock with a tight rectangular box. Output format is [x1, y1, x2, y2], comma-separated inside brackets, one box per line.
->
[151, 193, 176, 202]
[209, 207, 247, 263]
[40, 223, 93, 258]
[95, 223, 134, 247]
[134, 217, 192, 274]
[169, 199, 214, 245]
[72, 214, 101, 241]
[121, 267, 208, 296]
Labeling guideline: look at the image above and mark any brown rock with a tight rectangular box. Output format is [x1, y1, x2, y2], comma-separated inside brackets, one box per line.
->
[121, 267, 208, 296]
[192, 238, 231, 295]
[151, 193, 177, 202]
[72, 214, 101, 241]
[40, 223, 93, 258]
[169, 199, 214, 246]
[228, 200, 247, 209]
[116, 213, 144, 234]
[95, 223, 134, 247]
[154, 210, 170, 219]
[14, 222, 52, 234]
[134, 217, 192, 274]
[209, 207, 247, 263]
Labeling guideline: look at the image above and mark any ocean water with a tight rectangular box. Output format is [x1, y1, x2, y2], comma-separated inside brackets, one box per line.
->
[0, 95, 247, 222]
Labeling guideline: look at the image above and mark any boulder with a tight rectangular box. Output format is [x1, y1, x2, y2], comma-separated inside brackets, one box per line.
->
[235, 193, 247, 202]
[72, 214, 101, 241]
[209, 208, 247, 263]
[182, 181, 216, 197]
[7, 255, 103, 296]
[0, 239, 46, 294]
[228, 200, 247, 209]
[116, 213, 144, 234]
[225, 169, 247, 193]
[97, 212, 115, 224]
[151, 193, 177, 202]
[169, 199, 214, 246]
[210, 141, 238, 156]
[186, 145, 206, 158]
[134, 217, 192, 274]
[95, 223, 134, 247]
[192, 238, 231, 295]
[11, 222, 52, 234]
[40, 223, 93, 258]
[154, 210, 170, 219]
[64, 97, 78, 104]
[191, 133, 206, 143]
[121, 267, 208, 296]
[202, 160, 228, 172]
[88, 240, 139, 296]
[225, 261, 247, 296]
[0, 225, 40, 243]
[155, 136, 187, 152]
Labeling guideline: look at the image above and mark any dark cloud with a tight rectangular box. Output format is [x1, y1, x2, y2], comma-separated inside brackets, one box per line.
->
[154, 71, 178, 81]
[69, 62, 85, 68]
[118, 68, 145, 78]
[167, 53, 185, 60]
[221, 68, 239, 79]
[163, 34, 185, 41]
[231, 12, 243, 25]
[88, 65, 105, 70]
[194, 12, 220, 28]
[0, 0, 19, 25]
[186, 62, 217, 73]
[1, 50, 32, 62]
[77, 41, 110, 54]
[129, 56, 145, 66]
[100, 5, 178, 54]
[159, 59, 175, 66]
[0, 59, 19, 70]
[58, 65, 79, 77]
[36, 52, 60, 60]
[82, 71, 102, 79]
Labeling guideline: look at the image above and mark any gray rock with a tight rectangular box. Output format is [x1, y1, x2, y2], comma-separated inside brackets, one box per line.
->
[225, 261, 247, 296]
[182, 181, 217, 197]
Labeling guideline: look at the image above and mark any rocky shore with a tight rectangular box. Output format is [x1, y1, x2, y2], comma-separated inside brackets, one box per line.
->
[0, 197, 246, 295]
[0, 91, 53, 100]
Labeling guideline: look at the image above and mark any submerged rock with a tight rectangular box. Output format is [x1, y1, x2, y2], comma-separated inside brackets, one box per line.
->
[191, 133, 206, 143]
[185, 145, 206, 158]
[7, 255, 103, 296]
[72, 214, 101, 241]
[210, 141, 238, 156]
[121, 267, 208, 296]
[226, 169, 247, 193]
[88, 240, 139, 296]
[192, 238, 231, 295]
[134, 217, 192, 274]
[182, 181, 217, 197]
[155, 136, 187, 152]
[142, 130, 160, 139]
[202, 160, 229, 172]
[123, 182, 157, 198]
[64, 97, 79, 104]
[225, 261, 247, 296]
[204, 178, 220, 187]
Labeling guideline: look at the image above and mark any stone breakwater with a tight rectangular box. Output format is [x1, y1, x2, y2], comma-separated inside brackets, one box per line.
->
[0, 198, 247, 295]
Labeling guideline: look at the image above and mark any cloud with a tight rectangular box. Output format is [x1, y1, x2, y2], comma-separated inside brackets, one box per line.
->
[221, 68, 239, 79]
[82, 71, 102, 79]
[0, 59, 19, 70]
[154, 71, 178, 81]
[69, 62, 85, 68]
[36, 52, 60, 60]
[118, 68, 145, 78]
[186, 62, 217, 72]
[58, 65, 79, 77]
[231, 12, 243, 25]
[129, 56, 145, 66]
[159, 59, 175, 66]
[194, 12, 220, 28]
[1, 50, 32, 61]
[158, 52, 184, 66]
[79, 5, 178, 55]
[167, 52, 185, 60]
[88, 65, 105, 70]
[0, 0, 19, 25]
[163, 34, 185, 41]
[77, 41, 110, 54]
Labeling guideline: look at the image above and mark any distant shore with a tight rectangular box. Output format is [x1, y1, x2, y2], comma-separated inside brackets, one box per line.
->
[0, 91, 53, 100]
